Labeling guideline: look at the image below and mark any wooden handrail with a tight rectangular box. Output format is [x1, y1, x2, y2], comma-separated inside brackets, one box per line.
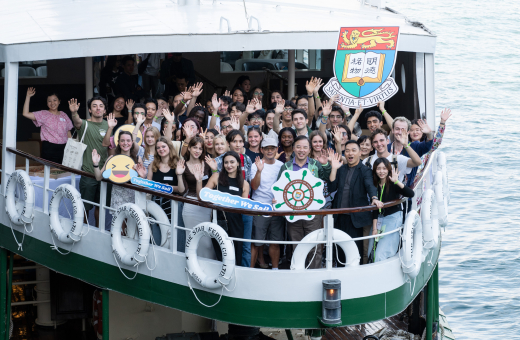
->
[4, 145, 407, 216]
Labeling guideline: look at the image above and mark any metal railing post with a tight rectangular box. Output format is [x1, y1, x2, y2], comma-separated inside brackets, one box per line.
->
[99, 182, 107, 231]
[434, 264, 439, 324]
[325, 214, 333, 270]
[426, 264, 436, 340]
[0, 248, 7, 338]
[171, 200, 178, 253]
[43, 165, 50, 214]
[70, 173, 76, 188]
[2, 62, 19, 195]
[5, 252, 13, 340]
[102, 289, 109, 340]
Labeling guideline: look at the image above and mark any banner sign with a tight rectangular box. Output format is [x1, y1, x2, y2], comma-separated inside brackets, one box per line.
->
[199, 188, 273, 212]
[131, 177, 173, 194]
[323, 26, 400, 108]
[271, 169, 325, 222]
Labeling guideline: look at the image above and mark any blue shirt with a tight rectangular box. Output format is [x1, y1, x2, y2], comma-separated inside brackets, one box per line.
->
[388, 139, 433, 187]
[292, 157, 310, 171]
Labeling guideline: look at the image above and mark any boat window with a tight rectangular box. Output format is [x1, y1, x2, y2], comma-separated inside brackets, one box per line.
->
[220, 50, 322, 72]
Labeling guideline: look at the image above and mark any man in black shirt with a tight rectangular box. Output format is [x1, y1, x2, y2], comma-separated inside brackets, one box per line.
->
[114, 56, 145, 102]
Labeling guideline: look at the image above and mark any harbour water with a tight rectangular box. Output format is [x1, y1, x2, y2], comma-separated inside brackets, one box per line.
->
[387, 0, 520, 338]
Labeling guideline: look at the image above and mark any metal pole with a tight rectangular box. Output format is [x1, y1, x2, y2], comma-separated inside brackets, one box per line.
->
[102, 290, 109, 340]
[5, 253, 13, 340]
[325, 215, 333, 270]
[426, 265, 435, 340]
[1, 62, 19, 195]
[288, 50, 295, 99]
[0, 248, 7, 339]
[434, 264, 439, 324]
[85, 57, 94, 119]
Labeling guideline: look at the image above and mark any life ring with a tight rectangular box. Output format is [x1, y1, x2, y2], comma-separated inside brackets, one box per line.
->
[185, 222, 235, 289]
[111, 203, 151, 266]
[401, 210, 423, 279]
[145, 200, 170, 248]
[434, 172, 448, 228]
[290, 228, 360, 270]
[421, 189, 436, 250]
[5, 170, 35, 225]
[49, 184, 84, 243]
[436, 151, 450, 204]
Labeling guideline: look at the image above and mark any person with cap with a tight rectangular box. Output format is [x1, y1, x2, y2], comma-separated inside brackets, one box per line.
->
[250, 138, 284, 269]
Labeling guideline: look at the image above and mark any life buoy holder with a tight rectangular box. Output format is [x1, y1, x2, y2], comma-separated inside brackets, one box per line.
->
[185, 222, 235, 289]
[436, 151, 450, 204]
[401, 210, 423, 279]
[111, 203, 151, 267]
[291, 228, 360, 270]
[145, 200, 170, 248]
[5, 170, 35, 226]
[49, 184, 85, 244]
[434, 172, 448, 228]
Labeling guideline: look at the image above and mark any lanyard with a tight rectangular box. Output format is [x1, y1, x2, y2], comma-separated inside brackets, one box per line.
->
[379, 183, 385, 213]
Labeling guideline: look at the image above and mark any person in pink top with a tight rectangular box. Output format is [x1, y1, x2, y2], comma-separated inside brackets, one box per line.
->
[23, 87, 73, 164]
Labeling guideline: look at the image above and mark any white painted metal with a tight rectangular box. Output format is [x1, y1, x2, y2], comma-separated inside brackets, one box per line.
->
[43, 166, 50, 214]
[416, 52, 426, 118]
[34, 267, 54, 326]
[1, 62, 18, 195]
[0, 0, 436, 63]
[425, 53, 436, 129]
[171, 200, 178, 253]
[288, 50, 295, 99]
[99, 181, 108, 231]
[85, 57, 93, 119]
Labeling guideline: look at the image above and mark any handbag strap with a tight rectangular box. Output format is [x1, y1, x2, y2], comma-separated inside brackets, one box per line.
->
[79, 120, 88, 143]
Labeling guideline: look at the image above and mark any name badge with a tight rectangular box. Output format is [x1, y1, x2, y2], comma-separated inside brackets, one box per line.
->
[100, 131, 106, 137]
[164, 176, 173, 181]
[60, 118, 66, 122]
[229, 186, 239, 192]
[202, 175, 209, 180]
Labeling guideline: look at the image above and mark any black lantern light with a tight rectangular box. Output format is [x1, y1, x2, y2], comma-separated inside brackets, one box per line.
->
[320, 279, 341, 326]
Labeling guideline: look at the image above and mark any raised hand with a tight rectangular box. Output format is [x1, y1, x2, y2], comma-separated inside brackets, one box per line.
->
[68, 98, 80, 113]
[214, 125, 221, 135]
[92, 149, 101, 166]
[305, 77, 317, 94]
[313, 78, 323, 94]
[440, 108, 452, 124]
[126, 99, 135, 111]
[200, 128, 207, 140]
[162, 108, 174, 122]
[136, 114, 145, 125]
[354, 103, 363, 116]
[317, 149, 328, 164]
[224, 90, 231, 97]
[255, 156, 264, 172]
[191, 82, 203, 97]
[107, 113, 117, 129]
[417, 119, 432, 135]
[134, 163, 147, 178]
[377, 101, 385, 112]
[275, 101, 284, 115]
[211, 93, 220, 112]
[205, 155, 218, 171]
[329, 149, 342, 170]
[230, 116, 240, 130]
[321, 100, 332, 117]
[194, 164, 205, 181]
[330, 94, 339, 105]
[182, 125, 195, 142]
[176, 159, 186, 175]
[389, 167, 400, 183]
[26, 87, 36, 98]
[246, 100, 255, 114]
[253, 97, 262, 110]
[331, 126, 342, 144]
[395, 130, 409, 145]
[144, 123, 152, 130]
[182, 91, 193, 101]
[275, 150, 284, 160]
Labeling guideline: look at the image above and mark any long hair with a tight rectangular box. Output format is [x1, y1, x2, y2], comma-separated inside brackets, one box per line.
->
[115, 130, 138, 162]
[143, 126, 161, 161]
[181, 118, 201, 141]
[231, 86, 248, 104]
[309, 130, 327, 160]
[372, 157, 392, 191]
[246, 126, 263, 150]
[151, 137, 179, 173]
[218, 151, 244, 191]
[184, 136, 205, 162]
[410, 119, 427, 142]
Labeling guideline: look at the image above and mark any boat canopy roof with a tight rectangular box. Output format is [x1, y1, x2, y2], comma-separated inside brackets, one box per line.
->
[0, 0, 436, 62]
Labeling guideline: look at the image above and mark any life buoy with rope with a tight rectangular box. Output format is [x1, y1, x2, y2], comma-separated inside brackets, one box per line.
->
[291, 228, 360, 270]
[420, 189, 437, 251]
[49, 184, 85, 244]
[401, 210, 423, 279]
[5, 170, 34, 225]
[434, 172, 448, 228]
[111, 203, 150, 267]
[436, 151, 450, 204]
[185, 222, 235, 289]
[145, 200, 170, 248]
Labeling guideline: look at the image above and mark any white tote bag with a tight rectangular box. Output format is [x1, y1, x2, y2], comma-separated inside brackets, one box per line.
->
[62, 121, 88, 170]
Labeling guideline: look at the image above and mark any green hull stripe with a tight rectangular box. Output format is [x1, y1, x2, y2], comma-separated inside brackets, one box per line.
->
[0, 224, 439, 328]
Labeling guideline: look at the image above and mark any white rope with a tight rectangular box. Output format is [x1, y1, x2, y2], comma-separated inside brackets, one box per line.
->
[8, 217, 25, 251]
[220, 263, 237, 293]
[145, 231, 158, 271]
[112, 252, 140, 280]
[50, 232, 76, 255]
[334, 243, 346, 266]
[185, 269, 224, 308]
[81, 207, 91, 237]
[305, 230, 321, 269]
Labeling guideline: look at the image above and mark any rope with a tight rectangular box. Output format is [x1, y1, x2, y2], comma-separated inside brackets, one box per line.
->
[9, 217, 25, 251]
[334, 243, 346, 266]
[305, 230, 321, 269]
[145, 232, 158, 271]
[185, 269, 224, 308]
[50, 231, 76, 255]
[112, 252, 140, 280]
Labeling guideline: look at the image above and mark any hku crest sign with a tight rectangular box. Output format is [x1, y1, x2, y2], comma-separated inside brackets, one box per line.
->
[324, 27, 400, 108]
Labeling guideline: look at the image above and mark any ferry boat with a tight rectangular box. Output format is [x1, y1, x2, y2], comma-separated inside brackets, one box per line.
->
[0, 0, 453, 339]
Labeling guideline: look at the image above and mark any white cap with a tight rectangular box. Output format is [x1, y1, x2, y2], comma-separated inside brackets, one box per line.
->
[261, 137, 278, 148]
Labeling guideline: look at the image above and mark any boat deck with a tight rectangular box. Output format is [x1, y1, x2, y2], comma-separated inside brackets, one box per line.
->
[323, 313, 410, 340]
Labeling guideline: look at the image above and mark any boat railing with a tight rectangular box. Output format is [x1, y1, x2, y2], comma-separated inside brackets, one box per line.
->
[1, 145, 437, 269]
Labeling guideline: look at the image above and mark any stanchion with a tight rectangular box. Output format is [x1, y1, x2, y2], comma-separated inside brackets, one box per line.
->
[102, 290, 109, 340]
[0, 248, 7, 338]
[5, 252, 13, 340]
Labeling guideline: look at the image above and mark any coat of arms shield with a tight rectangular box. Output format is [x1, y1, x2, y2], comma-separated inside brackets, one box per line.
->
[324, 27, 400, 108]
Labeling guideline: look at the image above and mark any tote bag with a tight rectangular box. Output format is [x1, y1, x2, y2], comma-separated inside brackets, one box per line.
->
[62, 121, 88, 170]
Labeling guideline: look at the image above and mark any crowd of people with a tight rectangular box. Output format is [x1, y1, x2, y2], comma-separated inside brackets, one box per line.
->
[22, 65, 452, 269]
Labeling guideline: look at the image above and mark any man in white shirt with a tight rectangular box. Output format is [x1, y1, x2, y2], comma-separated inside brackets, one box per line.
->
[363, 128, 422, 182]
[250, 138, 284, 270]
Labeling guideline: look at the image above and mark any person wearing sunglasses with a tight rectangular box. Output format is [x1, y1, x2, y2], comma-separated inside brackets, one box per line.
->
[272, 100, 297, 133]
[219, 117, 234, 136]
[251, 87, 265, 108]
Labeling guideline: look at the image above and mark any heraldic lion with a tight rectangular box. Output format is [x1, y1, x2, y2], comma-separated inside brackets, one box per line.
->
[340, 29, 396, 49]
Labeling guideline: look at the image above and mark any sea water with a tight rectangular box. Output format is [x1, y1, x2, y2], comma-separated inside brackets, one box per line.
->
[386, 0, 520, 338]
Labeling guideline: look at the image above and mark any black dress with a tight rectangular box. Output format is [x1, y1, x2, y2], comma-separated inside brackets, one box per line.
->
[212, 176, 244, 266]
[152, 168, 179, 220]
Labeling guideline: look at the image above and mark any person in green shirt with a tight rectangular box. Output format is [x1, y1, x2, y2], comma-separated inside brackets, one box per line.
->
[69, 96, 112, 226]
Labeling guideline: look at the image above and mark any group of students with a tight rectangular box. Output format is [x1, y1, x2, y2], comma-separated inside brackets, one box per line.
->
[22, 74, 452, 268]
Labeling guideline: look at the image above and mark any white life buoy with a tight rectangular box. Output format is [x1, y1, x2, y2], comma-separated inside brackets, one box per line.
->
[111, 204, 150, 266]
[291, 228, 360, 270]
[401, 210, 423, 279]
[5, 170, 35, 225]
[421, 189, 435, 250]
[185, 222, 235, 289]
[145, 200, 170, 248]
[436, 151, 450, 204]
[49, 184, 84, 244]
[434, 172, 448, 228]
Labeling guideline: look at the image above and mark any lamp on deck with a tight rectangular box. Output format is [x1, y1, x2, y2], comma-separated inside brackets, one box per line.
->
[320, 279, 341, 326]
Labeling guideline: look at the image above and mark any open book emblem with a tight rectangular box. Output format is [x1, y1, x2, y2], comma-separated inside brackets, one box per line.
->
[324, 27, 400, 108]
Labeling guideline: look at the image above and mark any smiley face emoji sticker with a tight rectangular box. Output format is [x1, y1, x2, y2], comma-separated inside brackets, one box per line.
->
[114, 124, 143, 147]
[102, 155, 138, 184]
